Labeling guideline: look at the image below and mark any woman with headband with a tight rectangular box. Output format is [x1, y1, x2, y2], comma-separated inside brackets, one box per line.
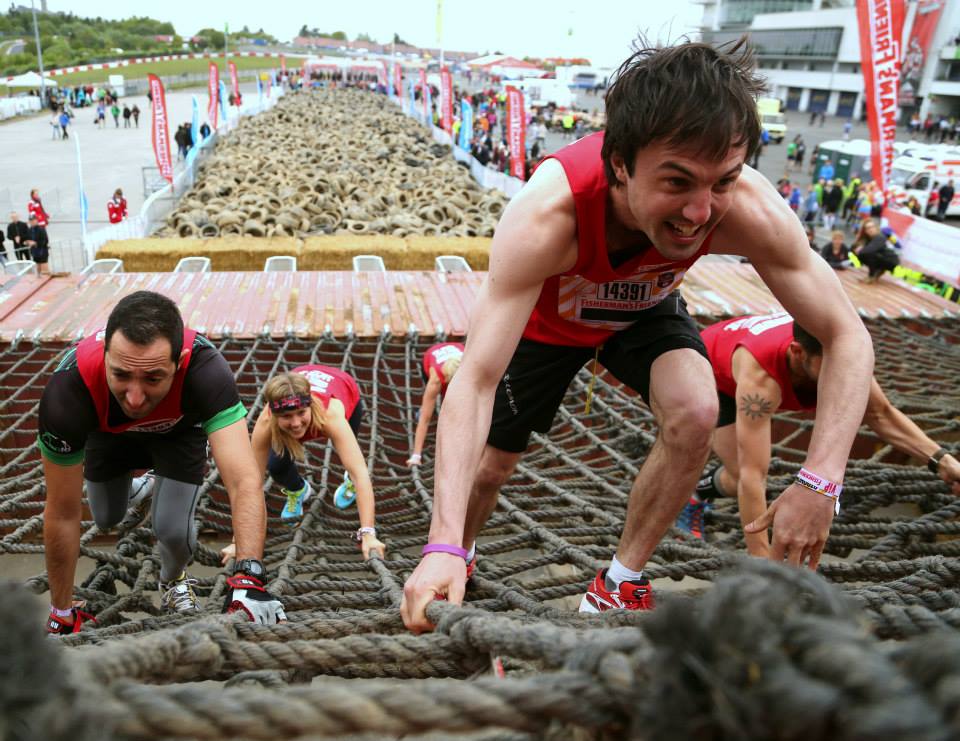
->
[224, 365, 384, 561]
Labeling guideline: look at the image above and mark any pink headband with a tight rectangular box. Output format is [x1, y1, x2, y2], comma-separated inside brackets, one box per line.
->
[269, 394, 312, 412]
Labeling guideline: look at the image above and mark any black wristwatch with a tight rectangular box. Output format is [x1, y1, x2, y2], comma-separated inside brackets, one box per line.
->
[928, 448, 949, 475]
[234, 558, 265, 579]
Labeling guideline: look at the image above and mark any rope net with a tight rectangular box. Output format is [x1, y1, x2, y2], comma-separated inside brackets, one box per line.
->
[1, 316, 959, 740]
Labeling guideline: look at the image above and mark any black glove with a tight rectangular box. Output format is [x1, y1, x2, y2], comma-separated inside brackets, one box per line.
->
[222, 574, 286, 624]
[46, 607, 96, 636]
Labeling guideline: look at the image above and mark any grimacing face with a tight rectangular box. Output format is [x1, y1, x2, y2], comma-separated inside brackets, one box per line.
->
[104, 331, 181, 420]
[612, 140, 747, 261]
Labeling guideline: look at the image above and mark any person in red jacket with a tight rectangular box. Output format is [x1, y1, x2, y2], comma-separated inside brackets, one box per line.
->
[107, 189, 128, 224]
[401, 40, 874, 631]
[676, 313, 960, 552]
[27, 189, 50, 227]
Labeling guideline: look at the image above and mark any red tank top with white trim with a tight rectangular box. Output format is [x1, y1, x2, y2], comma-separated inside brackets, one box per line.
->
[702, 313, 816, 412]
[522, 132, 712, 347]
[290, 365, 360, 442]
[423, 343, 464, 393]
[76, 327, 197, 434]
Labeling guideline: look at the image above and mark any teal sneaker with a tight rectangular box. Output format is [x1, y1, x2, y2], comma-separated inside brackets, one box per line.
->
[281, 481, 312, 522]
[333, 472, 356, 509]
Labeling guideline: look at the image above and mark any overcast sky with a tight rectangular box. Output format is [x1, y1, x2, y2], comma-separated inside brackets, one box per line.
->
[51, 1, 703, 69]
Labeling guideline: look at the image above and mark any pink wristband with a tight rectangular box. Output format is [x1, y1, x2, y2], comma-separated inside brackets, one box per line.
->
[422, 543, 469, 560]
[795, 467, 842, 514]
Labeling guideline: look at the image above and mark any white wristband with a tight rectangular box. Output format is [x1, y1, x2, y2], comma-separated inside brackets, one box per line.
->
[409, 453, 422, 464]
[795, 467, 842, 514]
[356, 526, 377, 541]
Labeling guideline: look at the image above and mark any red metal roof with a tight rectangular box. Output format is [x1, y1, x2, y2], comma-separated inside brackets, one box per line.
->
[0, 264, 953, 344]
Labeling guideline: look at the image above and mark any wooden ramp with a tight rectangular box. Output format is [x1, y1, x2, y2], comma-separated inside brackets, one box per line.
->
[0, 261, 954, 343]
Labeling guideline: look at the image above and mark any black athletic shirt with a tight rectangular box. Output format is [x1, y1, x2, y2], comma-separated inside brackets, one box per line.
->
[38, 335, 246, 466]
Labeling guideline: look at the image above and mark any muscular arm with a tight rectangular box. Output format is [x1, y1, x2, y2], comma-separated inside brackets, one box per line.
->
[429, 158, 579, 548]
[863, 378, 960, 493]
[42, 459, 84, 610]
[250, 407, 272, 476]
[714, 169, 874, 566]
[411, 371, 442, 460]
[731, 350, 783, 558]
[402, 159, 578, 630]
[209, 419, 265, 561]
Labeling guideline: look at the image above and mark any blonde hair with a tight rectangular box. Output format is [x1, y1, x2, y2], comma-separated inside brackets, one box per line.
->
[830, 230, 844, 240]
[263, 372, 326, 460]
[441, 356, 462, 383]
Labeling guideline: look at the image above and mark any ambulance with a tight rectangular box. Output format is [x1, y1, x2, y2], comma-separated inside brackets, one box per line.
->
[888, 147, 960, 218]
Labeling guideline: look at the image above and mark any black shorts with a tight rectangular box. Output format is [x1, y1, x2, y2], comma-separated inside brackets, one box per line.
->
[717, 391, 737, 428]
[83, 426, 208, 485]
[488, 292, 708, 453]
[348, 398, 364, 437]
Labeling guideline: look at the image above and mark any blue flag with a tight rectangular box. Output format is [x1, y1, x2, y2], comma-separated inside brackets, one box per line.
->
[219, 79, 228, 122]
[459, 99, 473, 150]
[191, 95, 199, 145]
[257, 74, 263, 101]
[407, 80, 415, 115]
[74, 133, 89, 237]
[186, 96, 201, 167]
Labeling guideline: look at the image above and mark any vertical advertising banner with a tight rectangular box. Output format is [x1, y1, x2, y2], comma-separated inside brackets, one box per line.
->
[506, 86, 526, 180]
[148, 74, 173, 183]
[419, 69, 428, 121]
[440, 66, 453, 132]
[459, 98, 473, 150]
[900, 0, 944, 106]
[228, 60, 240, 104]
[280, 53, 287, 76]
[856, 0, 905, 194]
[394, 62, 403, 101]
[207, 62, 219, 129]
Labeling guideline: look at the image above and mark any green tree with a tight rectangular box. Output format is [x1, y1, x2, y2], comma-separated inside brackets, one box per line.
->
[195, 27, 225, 49]
[355, 32, 374, 43]
[330, 31, 347, 40]
[393, 32, 409, 46]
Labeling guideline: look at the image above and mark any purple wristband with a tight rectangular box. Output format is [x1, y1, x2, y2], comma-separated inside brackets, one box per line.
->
[422, 543, 469, 560]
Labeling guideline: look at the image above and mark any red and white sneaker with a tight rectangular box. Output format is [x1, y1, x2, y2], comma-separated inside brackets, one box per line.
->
[578, 569, 655, 613]
[465, 554, 477, 582]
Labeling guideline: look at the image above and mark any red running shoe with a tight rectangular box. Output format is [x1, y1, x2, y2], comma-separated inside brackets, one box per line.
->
[578, 568, 654, 613]
[466, 554, 477, 582]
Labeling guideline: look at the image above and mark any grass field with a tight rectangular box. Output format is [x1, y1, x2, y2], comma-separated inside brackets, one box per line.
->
[1, 54, 287, 91]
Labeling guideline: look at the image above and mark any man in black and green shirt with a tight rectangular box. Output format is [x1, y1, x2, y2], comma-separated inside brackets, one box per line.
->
[39, 290, 283, 633]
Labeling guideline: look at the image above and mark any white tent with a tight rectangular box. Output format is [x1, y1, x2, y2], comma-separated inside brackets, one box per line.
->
[3, 71, 58, 88]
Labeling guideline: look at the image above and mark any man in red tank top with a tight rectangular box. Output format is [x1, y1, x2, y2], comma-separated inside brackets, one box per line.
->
[402, 41, 875, 631]
[38, 291, 285, 634]
[676, 314, 960, 552]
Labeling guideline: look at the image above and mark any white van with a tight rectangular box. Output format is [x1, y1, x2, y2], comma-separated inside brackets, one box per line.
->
[516, 78, 574, 109]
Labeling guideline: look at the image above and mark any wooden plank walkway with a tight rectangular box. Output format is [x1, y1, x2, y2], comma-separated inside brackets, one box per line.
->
[0, 261, 954, 344]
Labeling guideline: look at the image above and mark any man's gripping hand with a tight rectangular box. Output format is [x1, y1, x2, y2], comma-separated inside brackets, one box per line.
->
[223, 574, 286, 624]
[401, 553, 466, 633]
[745, 482, 836, 571]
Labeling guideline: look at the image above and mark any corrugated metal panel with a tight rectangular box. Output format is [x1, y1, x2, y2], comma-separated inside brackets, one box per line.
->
[0, 266, 952, 343]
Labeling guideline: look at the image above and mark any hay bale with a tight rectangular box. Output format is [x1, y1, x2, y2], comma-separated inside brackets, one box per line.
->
[200, 236, 302, 271]
[403, 236, 492, 271]
[96, 238, 189, 272]
[97, 237, 303, 272]
[301, 235, 408, 271]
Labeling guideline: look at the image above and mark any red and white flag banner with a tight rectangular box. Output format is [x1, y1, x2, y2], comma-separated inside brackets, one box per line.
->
[899, 0, 943, 105]
[207, 62, 219, 129]
[856, 0, 905, 195]
[148, 74, 173, 183]
[394, 62, 403, 100]
[228, 60, 240, 102]
[280, 54, 287, 75]
[419, 69, 428, 119]
[440, 67, 453, 133]
[506, 85, 526, 181]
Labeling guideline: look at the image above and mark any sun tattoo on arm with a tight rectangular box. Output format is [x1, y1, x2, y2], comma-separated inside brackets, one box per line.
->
[739, 393, 774, 420]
